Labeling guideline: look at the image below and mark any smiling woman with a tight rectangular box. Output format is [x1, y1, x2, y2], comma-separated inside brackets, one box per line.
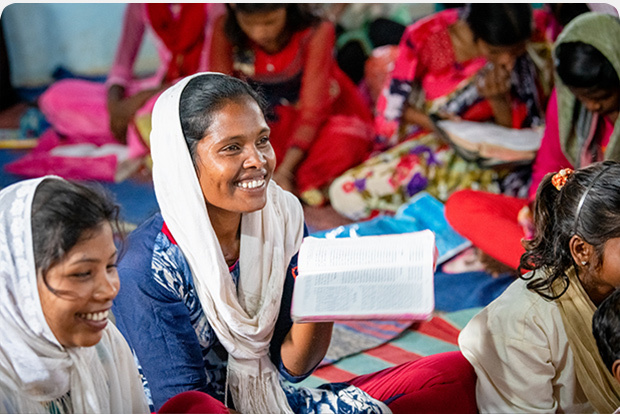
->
[181, 77, 276, 222]
[36, 218, 119, 348]
[112, 72, 478, 414]
[0, 177, 149, 413]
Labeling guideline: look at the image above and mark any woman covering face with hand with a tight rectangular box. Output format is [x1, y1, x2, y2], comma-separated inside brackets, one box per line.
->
[446, 11, 620, 273]
[329, 3, 552, 221]
[0, 177, 148, 413]
[113, 72, 478, 413]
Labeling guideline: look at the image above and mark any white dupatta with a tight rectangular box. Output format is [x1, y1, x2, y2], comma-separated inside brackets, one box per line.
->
[150, 73, 304, 413]
[0, 177, 148, 414]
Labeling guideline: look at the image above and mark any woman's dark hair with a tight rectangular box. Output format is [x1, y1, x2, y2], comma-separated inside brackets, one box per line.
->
[519, 161, 620, 299]
[555, 41, 620, 90]
[224, 3, 321, 49]
[547, 3, 590, 27]
[593, 288, 620, 373]
[179, 73, 268, 168]
[465, 3, 532, 46]
[31, 179, 120, 292]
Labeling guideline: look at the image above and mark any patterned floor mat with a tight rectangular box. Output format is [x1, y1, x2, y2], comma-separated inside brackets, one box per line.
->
[291, 307, 481, 388]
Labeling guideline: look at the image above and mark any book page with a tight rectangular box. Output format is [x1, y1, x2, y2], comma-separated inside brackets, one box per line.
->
[298, 231, 433, 274]
[437, 120, 543, 151]
[292, 231, 435, 321]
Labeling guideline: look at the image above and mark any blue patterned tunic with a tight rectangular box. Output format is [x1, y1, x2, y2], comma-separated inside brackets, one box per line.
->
[113, 213, 390, 414]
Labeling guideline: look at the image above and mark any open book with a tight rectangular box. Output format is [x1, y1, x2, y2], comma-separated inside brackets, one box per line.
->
[432, 118, 544, 168]
[291, 230, 436, 322]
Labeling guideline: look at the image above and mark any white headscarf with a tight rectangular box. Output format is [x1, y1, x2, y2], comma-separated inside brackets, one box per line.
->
[150, 72, 305, 413]
[0, 176, 148, 414]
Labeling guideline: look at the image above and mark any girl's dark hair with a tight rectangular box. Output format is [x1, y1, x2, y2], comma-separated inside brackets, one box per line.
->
[465, 3, 532, 46]
[224, 3, 321, 49]
[179, 73, 268, 168]
[31, 179, 120, 292]
[519, 161, 620, 299]
[593, 288, 620, 373]
[555, 41, 620, 90]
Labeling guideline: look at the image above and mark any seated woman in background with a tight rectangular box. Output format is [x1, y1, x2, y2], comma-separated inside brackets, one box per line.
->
[209, 4, 375, 205]
[0, 177, 148, 413]
[329, 3, 552, 221]
[460, 161, 620, 413]
[36, 3, 223, 160]
[445, 12, 620, 272]
[112, 72, 478, 413]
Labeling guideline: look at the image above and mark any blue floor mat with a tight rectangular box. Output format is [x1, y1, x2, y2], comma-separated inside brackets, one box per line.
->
[434, 270, 515, 312]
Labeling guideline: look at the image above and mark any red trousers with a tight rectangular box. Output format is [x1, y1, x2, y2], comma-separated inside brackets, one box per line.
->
[445, 189, 528, 270]
[350, 351, 477, 413]
[159, 351, 477, 413]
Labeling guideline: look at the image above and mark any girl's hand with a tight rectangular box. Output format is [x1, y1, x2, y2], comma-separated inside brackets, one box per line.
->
[476, 64, 513, 127]
[518, 204, 535, 240]
[273, 168, 295, 193]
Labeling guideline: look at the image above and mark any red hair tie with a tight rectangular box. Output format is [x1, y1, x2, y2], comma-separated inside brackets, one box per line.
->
[552, 168, 574, 191]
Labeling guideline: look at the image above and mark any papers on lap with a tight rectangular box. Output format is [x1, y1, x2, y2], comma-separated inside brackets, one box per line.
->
[433, 119, 544, 168]
[291, 230, 436, 322]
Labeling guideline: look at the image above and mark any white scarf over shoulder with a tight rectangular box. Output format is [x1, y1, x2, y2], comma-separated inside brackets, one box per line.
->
[0, 177, 148, 414]
[150, 73, 304, 413]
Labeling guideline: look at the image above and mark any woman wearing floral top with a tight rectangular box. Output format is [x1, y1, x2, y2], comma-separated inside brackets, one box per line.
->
[329, 4, 552, 220]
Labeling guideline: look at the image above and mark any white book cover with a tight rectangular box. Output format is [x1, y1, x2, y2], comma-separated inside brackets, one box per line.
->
[291, 230, 436, 322]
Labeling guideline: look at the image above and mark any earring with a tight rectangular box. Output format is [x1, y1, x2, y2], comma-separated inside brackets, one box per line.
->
[581, 261, 588, 266]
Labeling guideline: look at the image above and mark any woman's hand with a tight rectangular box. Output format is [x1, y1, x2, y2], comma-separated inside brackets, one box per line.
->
[107, 85, 166, 143]
[477, 63, 511, 98]
[401, 105, 435, 135]
[476, 64, 513, 127]
[273, 147, 305, 193]
[400, 105, 464, 143]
